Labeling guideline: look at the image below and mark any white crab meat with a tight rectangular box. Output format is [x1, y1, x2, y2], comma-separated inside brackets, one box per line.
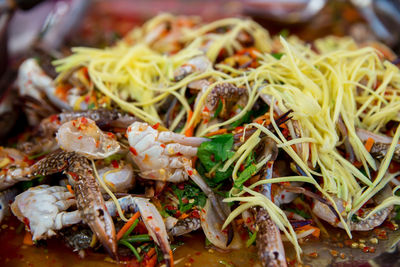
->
[127, 122, 207, 182]
[11, 185, 79, 240]
[56, 117, 120, 159]
[67, 161, 135, 193]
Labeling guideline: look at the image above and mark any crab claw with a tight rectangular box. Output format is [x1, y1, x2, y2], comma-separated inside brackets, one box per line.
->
[70, 156, 118, 259]
[106, 196, 173, 267]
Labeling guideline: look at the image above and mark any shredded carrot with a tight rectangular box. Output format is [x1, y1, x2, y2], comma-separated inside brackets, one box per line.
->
[364, 137, 375, 153]
[279, 123, 288, 130]
[145, 255, 157, 267]
[147, 247, 156, 258]
[66, 185, 74, 195]
[205, 128, 227, 137]
[117, 211, 141, 240]
[185, 110, 194, 137]
[297, 225, 320, 238]
[179, 213, 190, 220]
[169, 250, 174, 267]
[23, 231, 34, 246]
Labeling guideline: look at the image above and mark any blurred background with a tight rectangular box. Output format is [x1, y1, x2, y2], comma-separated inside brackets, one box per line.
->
[0, 0, 400, 137]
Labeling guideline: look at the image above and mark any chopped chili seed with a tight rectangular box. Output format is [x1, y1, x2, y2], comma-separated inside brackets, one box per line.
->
[78, 136, 83, 140]
[187, 170, 193, 176]
[330, 250, 338, 257]
[362, 246, 370, 253]
[152, 123, 160, 130]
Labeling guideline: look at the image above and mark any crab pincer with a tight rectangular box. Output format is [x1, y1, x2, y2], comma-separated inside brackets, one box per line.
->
[24, 151, 118, 259]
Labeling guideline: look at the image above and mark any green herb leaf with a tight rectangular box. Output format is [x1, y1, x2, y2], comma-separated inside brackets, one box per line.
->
[279, 29, 289, 38]
[123, 234, 151, 243]
[172, 183, 207, 213]
[286, 207, 311, 219]
[230, 111, 252, 129]
[104, 154, 123, 165]
[119, 240, 142, 262]
[271, 52, 284, 60]
[234, 164, 258, 188]
[213, 99, 223, 119]
[246, 230, 257, 247]
[197, 134, 235, 187]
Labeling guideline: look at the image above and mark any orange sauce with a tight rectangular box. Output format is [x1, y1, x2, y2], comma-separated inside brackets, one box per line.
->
[0, 217, 258, 267]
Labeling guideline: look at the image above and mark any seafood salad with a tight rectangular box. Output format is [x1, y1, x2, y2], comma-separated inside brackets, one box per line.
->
[2, 13, 400, 266]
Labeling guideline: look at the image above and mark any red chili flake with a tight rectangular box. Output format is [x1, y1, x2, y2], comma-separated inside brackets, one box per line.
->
[362, 246, 370, 253]
[191, 210, 200, 218]
[127, 126, 132, 132]
[129, 147, 138, 156]
[84, 96, 90, 103]
[307, 252, 319, 258]
[107, 132, 115, 138]
[210, 154, 215, 162]
[203, 119, 209, 124]
[166, 205, 176, 211]
[155, 227, 160, 232]
[7, 156, 15, 162]
[187, 169, 193, 176]
[111, 160, 119, 168]
[49, 115, 58, 123]
[239, 164, 245, 171]
[69, 172, 79, 181]
[175, 211, 181, 217]
[80, 117, 88, 124]
[246, 217, 252, 223]
[182, 198, 189, 204]
[235, 126, 244, 132]
[147, 216, 153, 220]
[160, 144, 166, 148]
[107, 145, 111, 149]
[23, 217, 30, 229]
[369, 247, 376, 253]
[95, 140, 100, 148]
[178, 183, 185, 190]
[176, 152, 183, 156]
[203, 106, 209, 113]
[188, 258, 194, 263]
[152, 123, 160, 130]
[383, 221, 397, 231]
[374, 228, 388, 239]
[281, 128, 289, 137]
[78, 136, 83, 140]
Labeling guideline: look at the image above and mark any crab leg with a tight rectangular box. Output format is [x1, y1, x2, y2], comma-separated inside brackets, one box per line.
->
[256, 138, 287, 267]
[21, 150, 118, 259]
[0, 187, 20, 223]
[68, 155, 117, 259]
[106, 196, 173, 267]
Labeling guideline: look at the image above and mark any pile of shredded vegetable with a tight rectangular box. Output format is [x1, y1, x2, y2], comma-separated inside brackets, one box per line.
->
[53, 14, 400, 260]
